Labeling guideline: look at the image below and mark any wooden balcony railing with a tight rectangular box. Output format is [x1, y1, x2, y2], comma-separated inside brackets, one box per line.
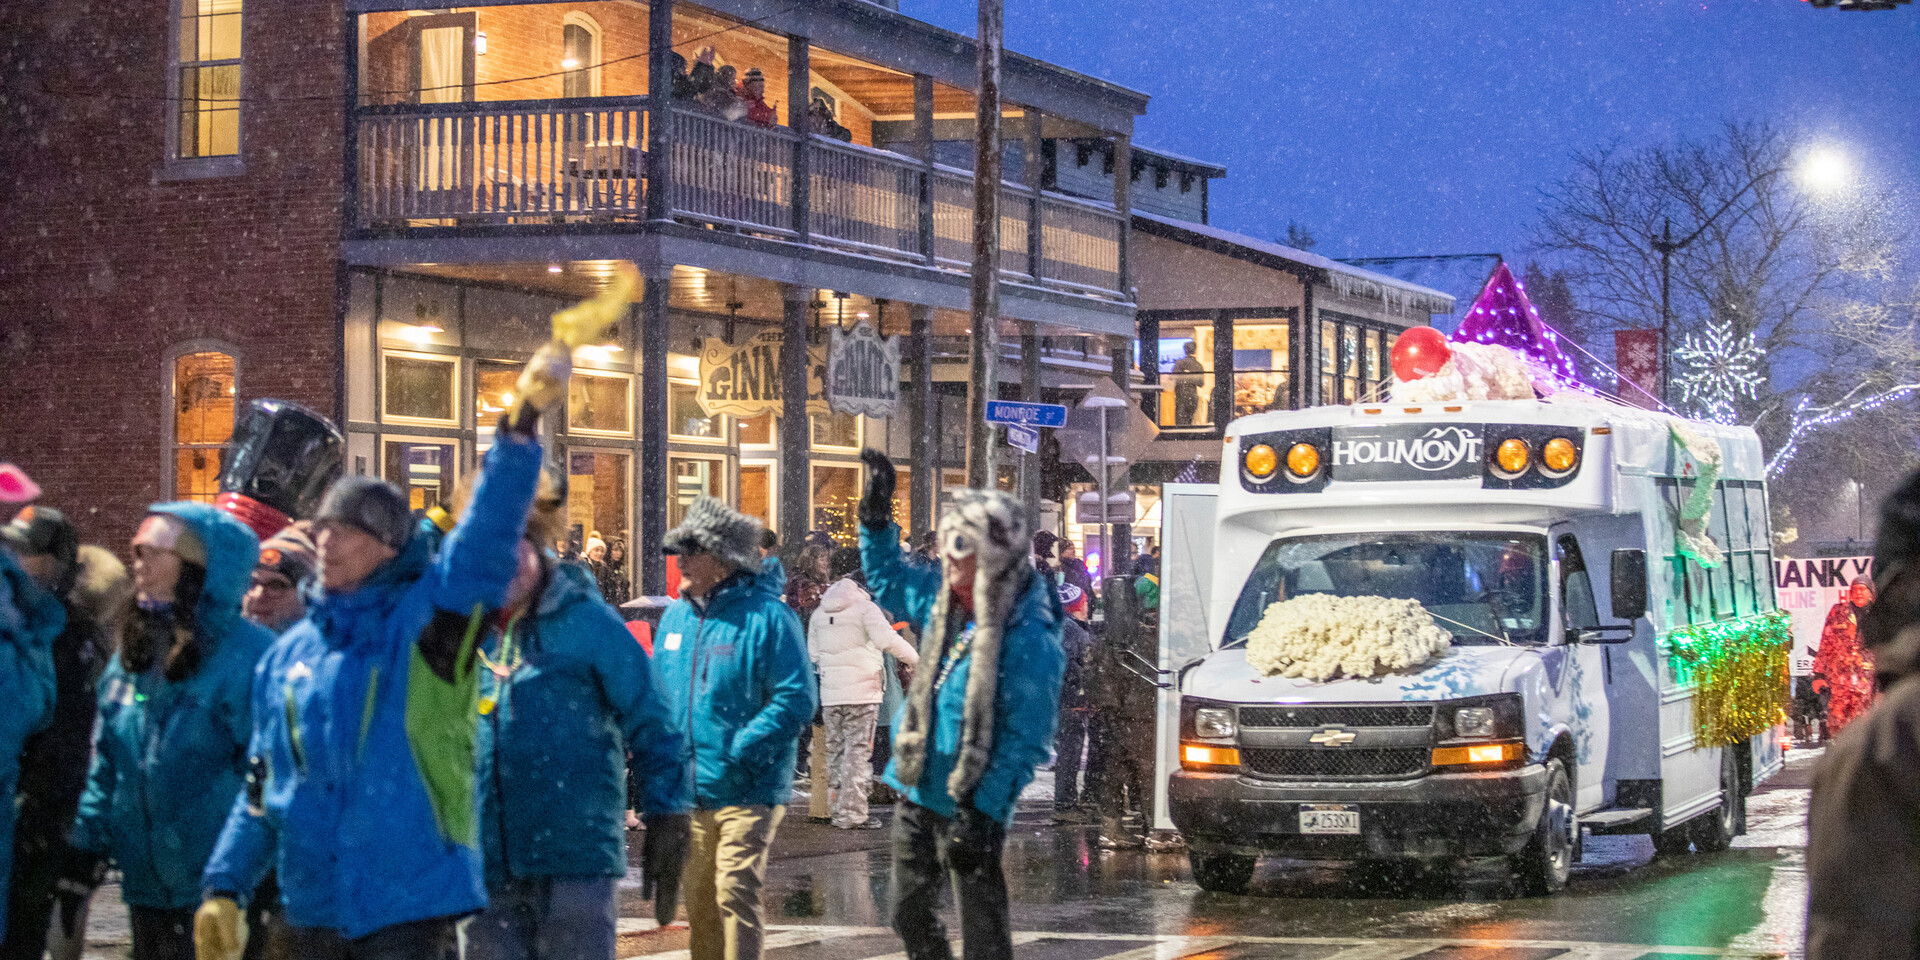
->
[355, 101, 1127, 298]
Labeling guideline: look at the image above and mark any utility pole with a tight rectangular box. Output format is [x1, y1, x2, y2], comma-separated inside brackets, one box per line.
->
[965, 0, 1003, 489]
[1650, 167, 1781, 405]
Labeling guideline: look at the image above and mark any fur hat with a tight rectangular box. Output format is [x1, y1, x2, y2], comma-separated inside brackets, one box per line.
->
[662, 496, 764, 574]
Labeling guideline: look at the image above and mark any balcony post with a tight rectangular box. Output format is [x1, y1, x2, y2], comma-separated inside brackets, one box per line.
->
[913, 74, 935, 265]
[788, 36, 811, 243]
[779, 283, 812, 552]
[907, 303, 935, 538]
[639, 270, 672, 594]
[1024, 109, 1043, 282]
[1113, 132, 1132, 298]
[645, 0, 673, 221]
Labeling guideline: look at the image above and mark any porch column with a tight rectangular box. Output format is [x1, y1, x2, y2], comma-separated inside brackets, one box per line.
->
[639, 268, 672, 594]
[1211, 308, 1232, 426]
[780, 283, 812, 551]
[1019, 321, 1041, 520]
[1298, 284, 1315, 409]
[1106, 333, 1134, 576]
[907, 303, 935, 537]
[645, 0, 673, 221]
[1138, 311, 1160, 425]
[913, 74, 935, 265]
[788, 36, 811, 242]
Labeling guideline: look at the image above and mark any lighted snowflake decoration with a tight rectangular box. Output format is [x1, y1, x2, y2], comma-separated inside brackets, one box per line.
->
[1673, 320, 1764, 424]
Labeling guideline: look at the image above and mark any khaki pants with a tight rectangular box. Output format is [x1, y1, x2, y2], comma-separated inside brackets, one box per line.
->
[684, 805, 785, 960]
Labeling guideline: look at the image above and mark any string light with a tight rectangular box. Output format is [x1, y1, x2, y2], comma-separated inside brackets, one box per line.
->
[1665, 610, 1792, 746]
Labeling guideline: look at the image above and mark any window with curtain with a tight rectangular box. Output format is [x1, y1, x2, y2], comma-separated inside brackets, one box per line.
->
[172, 351, 237, 501]
[562, 21, 597, 98]
[175, 0, 242, 159]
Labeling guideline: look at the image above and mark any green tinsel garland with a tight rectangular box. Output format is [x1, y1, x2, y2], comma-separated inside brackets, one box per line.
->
[1664, 609, 1792, 747]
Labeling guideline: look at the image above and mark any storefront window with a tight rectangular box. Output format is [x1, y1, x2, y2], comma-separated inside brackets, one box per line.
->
[475, 360, 520, 423]
[739, 412, 775, 446]
[1319, 319, 1338, 406]
[1232, 322, 1290, 418]
[669, 383, 723, 439]
[568, 371, 631, 436]
[565, 450, 629, 562]
[739, 463, 774, 528]
[1342, 325, 1362, 403]
[812, 464, 861, 545]
[1158, 326, 1214, 428]
[384, 352, 457, 423]
[669, 457, 722, 529]
[172, 350, 236, 502]
[383, 440, 455, 511]
[811, 411, 860, 449]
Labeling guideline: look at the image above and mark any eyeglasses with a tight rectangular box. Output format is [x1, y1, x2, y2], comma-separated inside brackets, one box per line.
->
[249, 577, 294, 594]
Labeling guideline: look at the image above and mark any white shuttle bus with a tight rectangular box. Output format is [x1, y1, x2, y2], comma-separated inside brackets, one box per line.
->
[1154, 398, 1785, 895]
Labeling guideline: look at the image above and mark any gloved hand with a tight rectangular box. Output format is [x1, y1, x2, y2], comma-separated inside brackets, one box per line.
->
[640, 813, 693, 925]
[52, 848, 105, 938]
[858, 448, 896, 531]
[506, 340, 574, 434]
[193, 895, 249, 960]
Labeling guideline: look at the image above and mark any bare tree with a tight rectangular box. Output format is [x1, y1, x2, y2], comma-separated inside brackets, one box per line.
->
[1532, 121, 1901, 422]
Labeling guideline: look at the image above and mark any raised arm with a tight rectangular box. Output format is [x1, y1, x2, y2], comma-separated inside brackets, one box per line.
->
[857, 449, 940, 629]
[863, 599, 919, 666]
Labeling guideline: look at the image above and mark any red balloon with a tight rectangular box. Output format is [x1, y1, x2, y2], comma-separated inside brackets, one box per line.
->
[1391, 327, 1452, 381]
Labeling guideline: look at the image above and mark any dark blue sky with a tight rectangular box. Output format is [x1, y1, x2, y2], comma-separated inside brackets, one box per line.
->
[914, 0, 1919, 261]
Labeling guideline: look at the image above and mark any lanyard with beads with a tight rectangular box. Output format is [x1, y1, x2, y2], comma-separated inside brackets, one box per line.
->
[476, 617, 524, 715]
[933, 624, 975, 690]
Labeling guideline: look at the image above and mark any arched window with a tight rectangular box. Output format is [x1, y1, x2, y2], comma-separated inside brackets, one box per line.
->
[169, 347, 238, 501]
[561, 14, 601, 98]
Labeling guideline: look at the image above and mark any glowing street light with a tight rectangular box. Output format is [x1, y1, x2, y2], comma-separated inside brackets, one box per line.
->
[1799, 147, 1852, 193]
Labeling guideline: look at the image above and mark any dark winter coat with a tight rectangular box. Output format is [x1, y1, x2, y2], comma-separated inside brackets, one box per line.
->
[202, 435, 541, 939]
[1808, 622, 1920, 959]
[1091, 585, 1159, 727]
[72, 503, 272, 910]
[0, 547, 60, 940]
[652, 570, 815, 811]
[476, 559, 684, 886]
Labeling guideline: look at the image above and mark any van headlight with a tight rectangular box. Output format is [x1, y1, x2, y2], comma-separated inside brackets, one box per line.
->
[1194, 707, 1237, 739]
[1432, 694, 1524, 742]
[1454, 707, 1497, 739]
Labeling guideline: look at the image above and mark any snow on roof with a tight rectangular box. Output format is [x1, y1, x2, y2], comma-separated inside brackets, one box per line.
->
[1336, 255, 1505, 335]
[1130, 144, 1228, 177]
[1133, 212, 1456, 318]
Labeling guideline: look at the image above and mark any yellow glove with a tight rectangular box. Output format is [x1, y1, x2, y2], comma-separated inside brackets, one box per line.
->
[193, 896, 248, 960]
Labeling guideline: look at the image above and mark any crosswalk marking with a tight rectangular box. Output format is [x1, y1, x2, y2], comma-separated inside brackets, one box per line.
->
[615, 924, 1790, 960]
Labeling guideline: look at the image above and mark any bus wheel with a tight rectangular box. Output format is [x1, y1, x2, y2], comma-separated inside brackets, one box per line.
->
[1190, 851, 1257, 894]
[1512, 759, 1574, 896]
[1692, 748, 1743, 853]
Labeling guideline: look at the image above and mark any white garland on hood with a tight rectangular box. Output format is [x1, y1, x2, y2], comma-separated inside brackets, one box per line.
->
[1244, 594, 1454, 682]
[1392, 341, 1545, 403]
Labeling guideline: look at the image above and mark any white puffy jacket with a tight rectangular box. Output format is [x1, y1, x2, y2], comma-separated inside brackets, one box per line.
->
[808, 578, 920, 707]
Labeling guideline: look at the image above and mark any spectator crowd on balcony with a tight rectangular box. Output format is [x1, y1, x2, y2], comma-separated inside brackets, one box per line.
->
[668, 46, 851, 140]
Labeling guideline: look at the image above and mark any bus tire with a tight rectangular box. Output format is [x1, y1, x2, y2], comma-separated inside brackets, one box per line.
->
[1512, 758, 1574, 896]
[1692, 748, 1742, 853]
[1190, 851, 1257, 894]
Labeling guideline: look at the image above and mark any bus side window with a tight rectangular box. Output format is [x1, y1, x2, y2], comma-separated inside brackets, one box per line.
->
[1558, 535, 1600, 632]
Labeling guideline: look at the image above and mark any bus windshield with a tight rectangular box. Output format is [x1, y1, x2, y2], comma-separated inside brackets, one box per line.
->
[1222, 531, 1550, 647]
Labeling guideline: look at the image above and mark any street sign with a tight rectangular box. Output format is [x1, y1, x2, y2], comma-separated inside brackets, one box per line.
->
[1006, 423, 1040, 453]
[984, 399, 1068, 428]
[1075, 491, 1136, 525]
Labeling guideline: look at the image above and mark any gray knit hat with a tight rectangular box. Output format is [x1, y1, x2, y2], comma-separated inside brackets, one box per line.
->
[662, 496, 764, 574]
[315, 475, 414, 553]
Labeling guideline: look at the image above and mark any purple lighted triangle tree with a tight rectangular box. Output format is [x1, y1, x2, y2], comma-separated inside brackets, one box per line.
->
[1450, 262, 1579, 383]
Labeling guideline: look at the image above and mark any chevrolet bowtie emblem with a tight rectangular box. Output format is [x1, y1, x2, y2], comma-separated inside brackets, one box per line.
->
[1309, 727, 1357, 746]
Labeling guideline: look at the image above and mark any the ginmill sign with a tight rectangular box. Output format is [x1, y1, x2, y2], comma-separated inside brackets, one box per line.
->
[1329, 424, 1484, 482]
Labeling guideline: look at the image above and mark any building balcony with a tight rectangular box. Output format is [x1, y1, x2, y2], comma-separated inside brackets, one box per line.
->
[353, 99, 1126, 300]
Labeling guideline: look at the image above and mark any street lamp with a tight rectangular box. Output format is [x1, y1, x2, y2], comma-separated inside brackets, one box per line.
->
[1799, 146, 1852, 193]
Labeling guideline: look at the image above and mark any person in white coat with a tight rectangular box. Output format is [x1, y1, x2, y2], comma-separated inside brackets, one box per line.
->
[809, 550, 919, 829]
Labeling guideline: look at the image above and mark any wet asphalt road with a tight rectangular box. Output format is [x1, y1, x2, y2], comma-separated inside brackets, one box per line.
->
[74, 751, 1814, 959]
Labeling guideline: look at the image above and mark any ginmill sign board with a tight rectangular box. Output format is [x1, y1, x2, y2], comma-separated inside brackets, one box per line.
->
[696, 330, 829, 418]
[826, 322, 902, 418]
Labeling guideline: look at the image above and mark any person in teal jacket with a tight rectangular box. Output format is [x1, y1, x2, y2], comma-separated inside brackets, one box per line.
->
[467, 505, 687, 960]
[855, 450, 1065, 960]
[0, 471, 61, 944]
[651, 497, 814, 960]
[198, 425, 543, 960]
[67, 502, 271, 960]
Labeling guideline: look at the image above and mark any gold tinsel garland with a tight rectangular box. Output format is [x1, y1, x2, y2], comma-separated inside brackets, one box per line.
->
[1664, 609, 1793, 747]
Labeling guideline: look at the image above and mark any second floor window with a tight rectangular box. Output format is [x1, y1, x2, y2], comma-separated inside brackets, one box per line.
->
[561, 20, 597, 98]
[176, 0, 242, 159]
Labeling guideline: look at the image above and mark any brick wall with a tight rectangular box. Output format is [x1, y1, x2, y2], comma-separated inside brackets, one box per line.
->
[0, 0, 347, 548]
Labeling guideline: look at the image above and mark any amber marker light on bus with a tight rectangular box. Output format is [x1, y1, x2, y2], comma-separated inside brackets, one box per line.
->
[1181, 744, 1241, 771]
[1286, 442, 1321, 478]
[1494, 438, 1531, 476]
[1430, 741, 1525, 767]
[1542, 437, 1579, 474]
[1244, 444, 1279, 479]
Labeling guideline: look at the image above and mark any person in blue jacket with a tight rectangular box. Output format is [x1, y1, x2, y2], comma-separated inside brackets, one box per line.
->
[64, 502, 272, 960]
[0, 464, 59, 945]
[197, 413, 545, 960]
[855, 450, 1065, 960]
[651, 497, 814, 960]
[466, 489, 687, 960]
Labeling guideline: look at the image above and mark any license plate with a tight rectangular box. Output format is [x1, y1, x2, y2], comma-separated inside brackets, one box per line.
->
[1298, 804, 1361, 835]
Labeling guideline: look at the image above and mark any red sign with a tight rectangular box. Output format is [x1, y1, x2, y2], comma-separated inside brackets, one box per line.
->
[1614, 329, 1662, 409]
